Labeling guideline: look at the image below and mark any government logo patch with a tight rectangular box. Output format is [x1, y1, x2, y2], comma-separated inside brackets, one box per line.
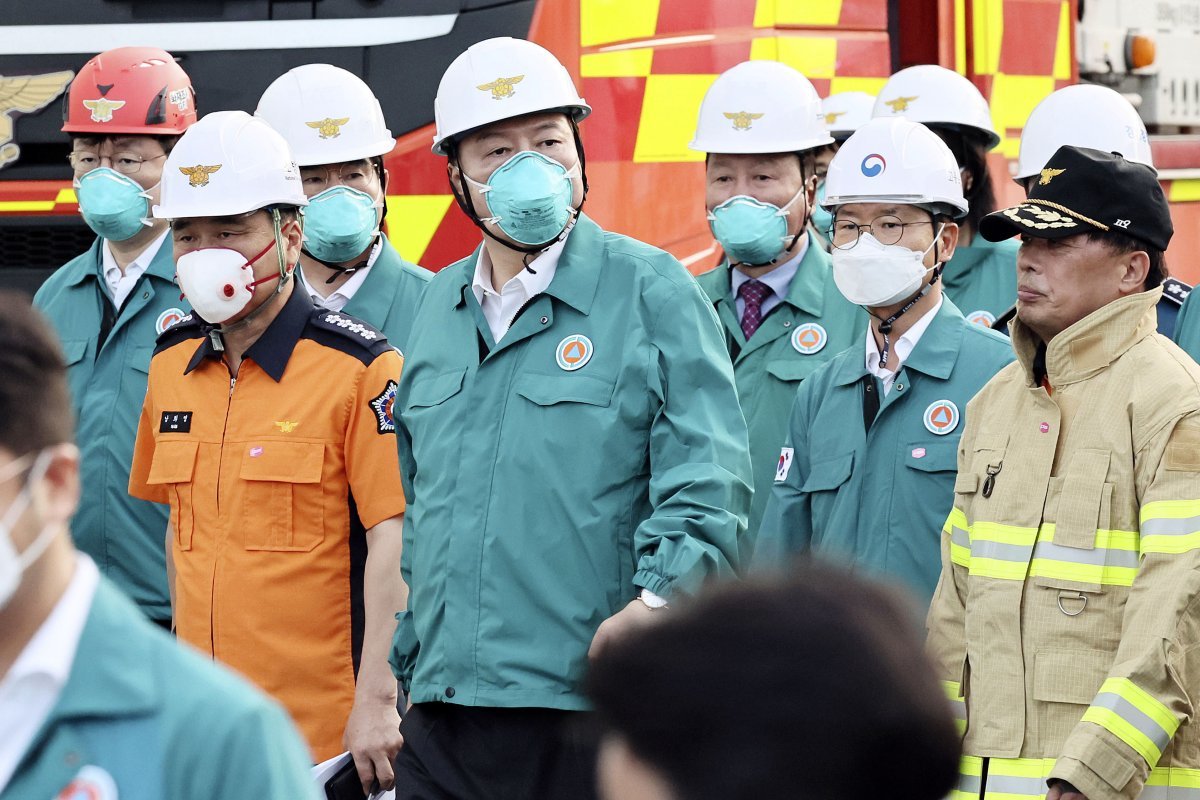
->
[555, 335, 593, 371]
[923, 400, 960, 435]
[56, 765, 118, 800]
[370, 380, 398, 434]
[791, 323, 827, 355]
[156, 307, 186, 334]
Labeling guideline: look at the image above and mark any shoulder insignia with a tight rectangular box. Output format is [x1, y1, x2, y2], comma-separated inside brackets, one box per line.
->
[307, 310, 393, 361]
[1162, 277, 1191, 307]
[369, 379, 399, 435]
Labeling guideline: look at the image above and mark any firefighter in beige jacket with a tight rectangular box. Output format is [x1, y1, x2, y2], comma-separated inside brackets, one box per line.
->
[927, 146, 1200, 800]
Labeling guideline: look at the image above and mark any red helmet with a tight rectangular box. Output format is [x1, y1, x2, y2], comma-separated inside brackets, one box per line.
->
[62, 46, 196, 135]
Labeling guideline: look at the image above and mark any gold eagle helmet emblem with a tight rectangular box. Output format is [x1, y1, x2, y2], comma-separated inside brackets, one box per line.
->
[81, 97, 126, 123]
[823, 110, 846, 125]
[305, 117, 350, 139]
[0, 71, 74, 169]
[1039, 167, 1066, 186]
[884, 95, 919, 112]
[476, 75, 525, 100]
[723, 111, 764, 131]
[178, 164, 222, 188]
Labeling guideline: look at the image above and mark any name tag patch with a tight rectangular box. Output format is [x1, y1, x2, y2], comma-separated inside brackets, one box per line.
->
[159, 411, 193, 433]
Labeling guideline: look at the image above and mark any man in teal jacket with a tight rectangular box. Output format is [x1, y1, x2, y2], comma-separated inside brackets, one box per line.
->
[0, 296, 316, 800]
[256, 64, 431, 351]
[690, 60, 863, 535]
[940, 236, 1019, 328]
[33, 47, 198, 625]
[389, 38, 751, 799]
[1175, 289, 1200, 361]
[758, 117, 1013, 606]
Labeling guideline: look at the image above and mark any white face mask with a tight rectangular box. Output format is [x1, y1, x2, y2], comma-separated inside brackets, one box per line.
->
[0, 450, 56, 611]
[174, 239, 281, 325]
[831, 227, 944, 308]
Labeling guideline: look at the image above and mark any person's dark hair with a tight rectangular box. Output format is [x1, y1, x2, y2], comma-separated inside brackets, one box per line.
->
[0, 294, 73, 456]
[931, 126, 995, 236]
[1084, 229, 1167, 289]
[587, 564, 961, 800]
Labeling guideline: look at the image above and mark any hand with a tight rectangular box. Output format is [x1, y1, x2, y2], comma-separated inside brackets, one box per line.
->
[343, 699, 404, 794]
[1047, 779, 1088, 800]
[589, 598, 663, 661]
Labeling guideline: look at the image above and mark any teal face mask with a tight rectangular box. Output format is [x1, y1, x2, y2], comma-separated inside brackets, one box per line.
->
[302, 186, 381, 263]
[810, 181, 834, 238]
[75, 167, 152, 242]
[466, 151, 578, 247]
[707, 186, 804, 266]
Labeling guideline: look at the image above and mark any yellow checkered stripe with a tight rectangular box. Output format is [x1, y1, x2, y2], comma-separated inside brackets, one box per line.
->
[942, 511, 1140, 586]
[1140, 500, 1200, 556]
[954, 757, 1200, 798]
[943, 680, 966, 736]
[1081, 678, 1181, 767]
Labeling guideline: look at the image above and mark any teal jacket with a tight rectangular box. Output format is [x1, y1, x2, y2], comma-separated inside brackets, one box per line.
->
[940, 236, 1018, 328]
[2, 576, 317, 800]
[33, 238, 185, 621]
[695, 244, 863, 535]
[389, 215, 752, 709]
[337, 239, 431, 353]
[757, 298, 1014, 605]
[1173, 288, 1200, 362]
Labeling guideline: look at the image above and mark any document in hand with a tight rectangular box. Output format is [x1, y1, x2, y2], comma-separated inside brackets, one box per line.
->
[311, 752, 396, 800]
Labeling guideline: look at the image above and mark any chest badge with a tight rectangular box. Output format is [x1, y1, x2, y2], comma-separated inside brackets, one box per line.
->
[155, 307, 186, 335]
[555, 335, 593, 371]
[923, 400, 960, 436]
[274, 421, 299, 433]
[56, 765, 119, 800]
[967, 310, 996, 328]
[790, 323, 827, 355]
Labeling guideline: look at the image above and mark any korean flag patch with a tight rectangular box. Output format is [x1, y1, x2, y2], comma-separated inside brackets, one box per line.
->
[369, 380, 398, 435]
[774, 447, 795, 482]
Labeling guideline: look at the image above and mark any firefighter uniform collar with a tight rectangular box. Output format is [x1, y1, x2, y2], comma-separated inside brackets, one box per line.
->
[1010, 286, 1161, 389]
[184, 284, 314, 381]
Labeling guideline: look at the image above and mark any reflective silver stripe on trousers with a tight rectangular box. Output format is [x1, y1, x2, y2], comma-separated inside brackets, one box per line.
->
[984, 774, 1048, 796]
[1141, 516, 1200, 536]
[956, 774, 982, 795]
[1141, 786, 1200, 798]
[1092, 691, 1172, 755]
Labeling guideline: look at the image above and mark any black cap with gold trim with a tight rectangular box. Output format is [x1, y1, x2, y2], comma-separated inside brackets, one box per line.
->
[980, 145, 1173, 251]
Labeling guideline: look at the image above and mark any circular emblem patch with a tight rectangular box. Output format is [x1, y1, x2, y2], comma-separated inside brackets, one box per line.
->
[56, 766, 118, 800]
[156, 307, 186, 335]
[556, 335, 593, 371]
[923, 400, 960, 436]
[967, 309, 996, 328]
[791, 323, 827, 355]
[860, 153, 887, 177]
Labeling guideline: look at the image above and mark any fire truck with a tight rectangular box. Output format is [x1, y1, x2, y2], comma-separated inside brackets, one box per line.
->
[0, 0, 1197, 290]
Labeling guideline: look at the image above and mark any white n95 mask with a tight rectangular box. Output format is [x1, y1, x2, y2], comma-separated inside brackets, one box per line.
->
[174, 239, 281, 325]
[831, 230, 942, 308]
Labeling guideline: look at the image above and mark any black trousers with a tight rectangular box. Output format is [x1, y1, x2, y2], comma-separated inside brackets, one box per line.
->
[393, 703, 599, 800]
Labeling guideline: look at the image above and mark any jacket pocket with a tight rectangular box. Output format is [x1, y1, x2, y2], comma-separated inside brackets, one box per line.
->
[60, 339, 88, 366]
[130, 345, 153, 374]
[1053, 449, 1112, 550]
[146, 439, 198, 551]
[1033, 648, 1115, 758]
[904, 439, 959, 474]
[801, 452, 854, 492]
[404, 368, 466, 410]
[240, 441, 325, 552]
[765, 358, 823, 384]
[515, 373, 616, 407]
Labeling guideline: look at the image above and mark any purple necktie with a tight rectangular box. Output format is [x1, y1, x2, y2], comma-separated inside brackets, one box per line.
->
[738, 279, 771, 340]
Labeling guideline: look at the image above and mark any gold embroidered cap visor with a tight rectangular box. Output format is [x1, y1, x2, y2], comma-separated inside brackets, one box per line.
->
[979, 144, 1173, 251]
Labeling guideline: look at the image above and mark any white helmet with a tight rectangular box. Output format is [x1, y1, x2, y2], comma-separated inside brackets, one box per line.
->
[255, 64, 395, 167]
[689, 60, 833, 154]
[872, 65, 1000, 150]
[820, 92, 876, 140]
[823, 117, 967, 218]
[154, 110, 308, 219]
[1015, 83, 1154, 182]
[432, 37, 590, 156]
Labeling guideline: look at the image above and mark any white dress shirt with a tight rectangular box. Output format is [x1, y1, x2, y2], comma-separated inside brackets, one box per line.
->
[101, 230, 169, 309]
[0, 554, 99, 793]
[301, 240, 382, 313]
[865, 296, 943, 395]
[730, 236, 808, 320]
[470, 238, 566, 344]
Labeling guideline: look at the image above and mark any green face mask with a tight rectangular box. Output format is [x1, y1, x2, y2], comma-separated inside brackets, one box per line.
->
[707, 186, 804, 266]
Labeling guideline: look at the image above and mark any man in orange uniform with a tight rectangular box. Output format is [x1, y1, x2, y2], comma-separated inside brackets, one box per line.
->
[128, 111, 406, 793]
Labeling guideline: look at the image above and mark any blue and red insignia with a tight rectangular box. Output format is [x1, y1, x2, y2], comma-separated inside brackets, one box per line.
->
[370, 380, 398, 434]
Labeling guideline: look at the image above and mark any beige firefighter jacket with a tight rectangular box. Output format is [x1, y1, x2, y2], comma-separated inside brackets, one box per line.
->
[927, 287, 1200, 799]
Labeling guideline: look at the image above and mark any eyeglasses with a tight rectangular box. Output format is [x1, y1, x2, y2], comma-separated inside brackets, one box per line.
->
[830, 215, 934, 250]
[69, 151, 166, 176]
[301, 163, 379, 194]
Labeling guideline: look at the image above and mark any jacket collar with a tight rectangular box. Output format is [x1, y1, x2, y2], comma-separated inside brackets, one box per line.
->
[185, 281, 313, 381]
[66, 234, 178, 288]
[1011, 287, 1161, 387]
[831, 294, 966, 386]
[711, 240, 829, 319]
[343, 239, 404, 327]
[452, 214, 604, 317]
